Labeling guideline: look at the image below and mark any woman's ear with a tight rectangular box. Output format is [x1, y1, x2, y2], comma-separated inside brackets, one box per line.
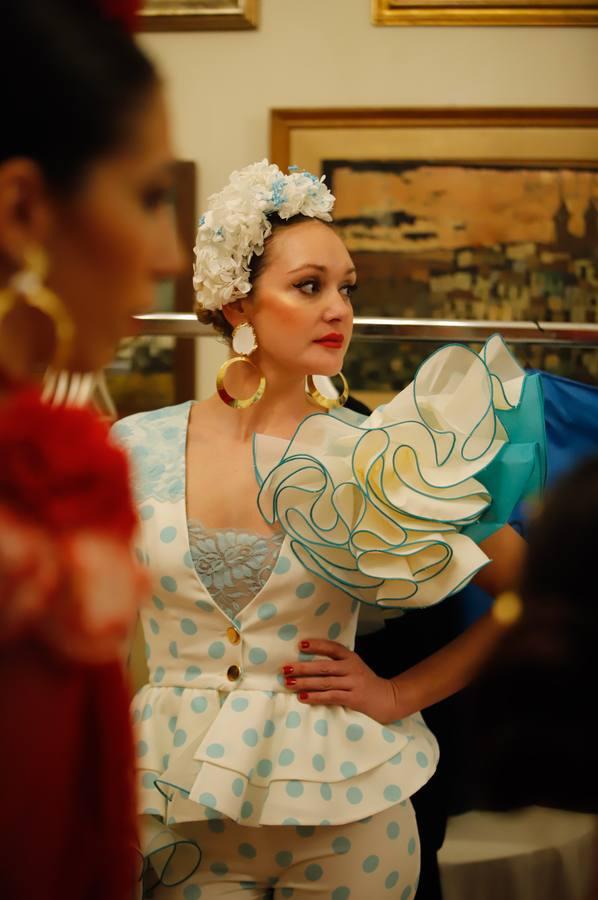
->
[221, 297, 253, 330]
[0, 159, 51, 272]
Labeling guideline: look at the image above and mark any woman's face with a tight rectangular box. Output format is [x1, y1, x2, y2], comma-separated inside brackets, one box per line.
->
[249, 219, 355, 378]
[45, 87, 181, 371]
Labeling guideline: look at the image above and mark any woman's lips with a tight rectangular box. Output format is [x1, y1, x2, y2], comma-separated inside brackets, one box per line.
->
[315, 333, 344, 348]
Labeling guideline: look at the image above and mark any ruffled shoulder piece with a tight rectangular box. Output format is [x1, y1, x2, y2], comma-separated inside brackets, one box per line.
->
[255, 335, 546, 609]
[111, 401, 191, 505]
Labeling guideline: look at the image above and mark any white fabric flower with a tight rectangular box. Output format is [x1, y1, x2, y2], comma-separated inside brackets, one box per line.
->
[193, 160, 335, 312]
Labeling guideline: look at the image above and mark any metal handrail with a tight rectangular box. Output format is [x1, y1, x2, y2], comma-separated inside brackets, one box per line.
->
[134, 313, 598, 347]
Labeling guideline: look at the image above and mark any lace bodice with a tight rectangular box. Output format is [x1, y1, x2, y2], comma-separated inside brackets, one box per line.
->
[187, 519, 284, 620]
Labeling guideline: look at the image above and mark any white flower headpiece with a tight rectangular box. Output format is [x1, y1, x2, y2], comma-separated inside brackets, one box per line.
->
[193, 159, 335, 312]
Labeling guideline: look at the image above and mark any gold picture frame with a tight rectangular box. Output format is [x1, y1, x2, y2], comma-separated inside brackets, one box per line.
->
[372, 0, 598, 26]
[139, 0, 259, 32]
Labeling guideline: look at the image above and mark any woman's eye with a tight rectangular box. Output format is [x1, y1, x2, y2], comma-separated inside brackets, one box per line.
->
[295, 279, 319, 295]
[142, 185, 173, 211]
[341, 283, 358, 300]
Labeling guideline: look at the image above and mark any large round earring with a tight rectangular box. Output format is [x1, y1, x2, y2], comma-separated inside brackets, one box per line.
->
[216, 322, 266, 409]
[305, 372, 349, 410]
[0, 245, 74, 370]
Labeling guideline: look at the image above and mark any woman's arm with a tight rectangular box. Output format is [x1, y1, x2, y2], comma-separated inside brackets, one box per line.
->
[283, 523, 524, 724]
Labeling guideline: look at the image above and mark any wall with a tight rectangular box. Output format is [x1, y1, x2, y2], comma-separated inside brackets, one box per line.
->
[140, 0, 598, 397]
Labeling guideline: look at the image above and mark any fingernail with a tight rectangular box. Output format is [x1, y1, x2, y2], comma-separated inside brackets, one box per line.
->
[286, 678, 297, 686]
[300, 640, 310, 649]
[298, 692, 308, 701]
[282, 665, 294, 675]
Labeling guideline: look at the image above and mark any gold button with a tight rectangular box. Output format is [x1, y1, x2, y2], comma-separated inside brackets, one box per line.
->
[227, 664, 241, 682]
[227, 626, 240, 645]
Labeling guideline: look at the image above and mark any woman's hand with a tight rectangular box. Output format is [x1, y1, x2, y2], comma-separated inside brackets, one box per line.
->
[282, 639, 401, 725]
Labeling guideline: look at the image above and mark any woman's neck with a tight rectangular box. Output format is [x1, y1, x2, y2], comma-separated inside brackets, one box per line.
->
[0, 301, 55, 385]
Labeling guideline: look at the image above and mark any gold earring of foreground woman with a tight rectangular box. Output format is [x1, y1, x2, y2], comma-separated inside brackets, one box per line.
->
[305, 371, 349, 410]
[216, 320, 266, 408]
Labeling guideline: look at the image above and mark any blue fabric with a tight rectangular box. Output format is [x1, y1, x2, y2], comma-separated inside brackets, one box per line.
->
[459, 369, 598, 625]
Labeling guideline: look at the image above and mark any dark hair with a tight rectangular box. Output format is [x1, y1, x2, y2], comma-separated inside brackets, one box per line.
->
[1, 0, 158, 194]
[196, 214, 332, 342]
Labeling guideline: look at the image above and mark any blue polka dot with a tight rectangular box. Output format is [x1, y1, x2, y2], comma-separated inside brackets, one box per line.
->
[276, 851, 293, 867]
[408, 837, 417, 855]
[258, 602, 277, 621]
[274, 556, 291, 575]
[241, 801, 253, 819]
[296, 826, 315, 837]
[320, 783, 332, 801]
[384, 785, 402, 802]
[191, 697, 208, 712]
[144, 642, 151, 660]
[305, 864, 323, 882]
[181, 618, 197, 635]
[263, 719, 276, 738]
[363, 855, 379, 873]
[208, 641, 225, 659]
[141, 703, 153, 721]
[184, 665, 201, 681]
[257, 759, 272, 777]
[199, 792, 217, 807]
[347, 787, 363, 804]
[340, 761, 357, 777]
[386, 871, 399, 889]
[173, 729, 187, 747]
[160, 526, 177, 543]
[328, 622, 341, 639]
[278, 624, 298, 641]
[140, 505, 155, 521]
[242, 728, 259, 748]
[312, 754, 325, 772]
[136, 740, 149, 757]
[152, 595, 164, 610]
[401, 888, 412, 900]
[232, 778, 244, 797]
[142, 772, 156, 789]
[183, 551, 194, 569]
[390, 751, 403, 765]
[296, 582, 315, 599]
[183, 886, 202, 900]
[332, 889, 350, 900]
[315, 603, 330, 616]
[346, 724, 364, 742]
[279, 749, 295, 766]
[286, 711, 301, 728]
[195, 600, 213, 612]
[168, 715, 177, 734]
[231, 697, 249, 712]
[208, 819, 225, 834]
[162, 754, 170, 768]
[387, 821, 400, 839]
[286, 780, 304, 798]
[314, 719, 328, 736]
[210, 862, 228, 876]
[249, 647, 268, 665]
[238, 843, 256, 859]
[132, 708, 141, 723]
[169, 641, 178, 659]
[206, 744, 225, 759]
[161, 576, 177, 592]
[173, 686, 184, 696]
[282, 817, 300, 826]
[149, 617, 159, 635]
[382, 727, 396, 743]
[281, 889, 294, 898]
[416, 751, 429, 768]
[332, 837, 351, 854]
[153, 666, 165, 683]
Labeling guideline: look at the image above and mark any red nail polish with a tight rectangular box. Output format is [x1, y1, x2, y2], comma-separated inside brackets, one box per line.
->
[300, 641, 310, 649]
[299, 692, 308, 700]
[286, 678, 297, 686]
[282, 665, 294, 675]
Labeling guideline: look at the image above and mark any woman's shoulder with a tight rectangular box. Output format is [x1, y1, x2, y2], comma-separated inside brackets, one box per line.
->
[111, 400, 192, 448]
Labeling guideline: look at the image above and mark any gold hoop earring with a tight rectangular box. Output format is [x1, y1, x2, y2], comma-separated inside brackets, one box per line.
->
[305, 372, 349, 410]
[216, 322, 266, 409]
[0, 245, 74, 369]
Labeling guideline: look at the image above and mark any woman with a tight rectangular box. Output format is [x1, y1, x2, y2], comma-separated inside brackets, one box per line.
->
[0, 2, 180, 897]
[115, 161, 546, 898]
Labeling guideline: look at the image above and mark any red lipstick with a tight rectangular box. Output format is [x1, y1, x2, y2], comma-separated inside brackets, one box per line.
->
[315, 332, 344, 348]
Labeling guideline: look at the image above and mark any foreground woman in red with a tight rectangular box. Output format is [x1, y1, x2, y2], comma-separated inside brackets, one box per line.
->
[0, 1, 181, 896]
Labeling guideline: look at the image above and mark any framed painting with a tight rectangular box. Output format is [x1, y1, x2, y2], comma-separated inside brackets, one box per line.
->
[139, 0, 259, 31]
[105, 160, 197, 419]
[372, 0, 598, 26]
[271, 108, 598, 400]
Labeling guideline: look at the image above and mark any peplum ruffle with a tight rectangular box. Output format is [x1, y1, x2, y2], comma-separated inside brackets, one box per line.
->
[255, 335, 546, 609]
